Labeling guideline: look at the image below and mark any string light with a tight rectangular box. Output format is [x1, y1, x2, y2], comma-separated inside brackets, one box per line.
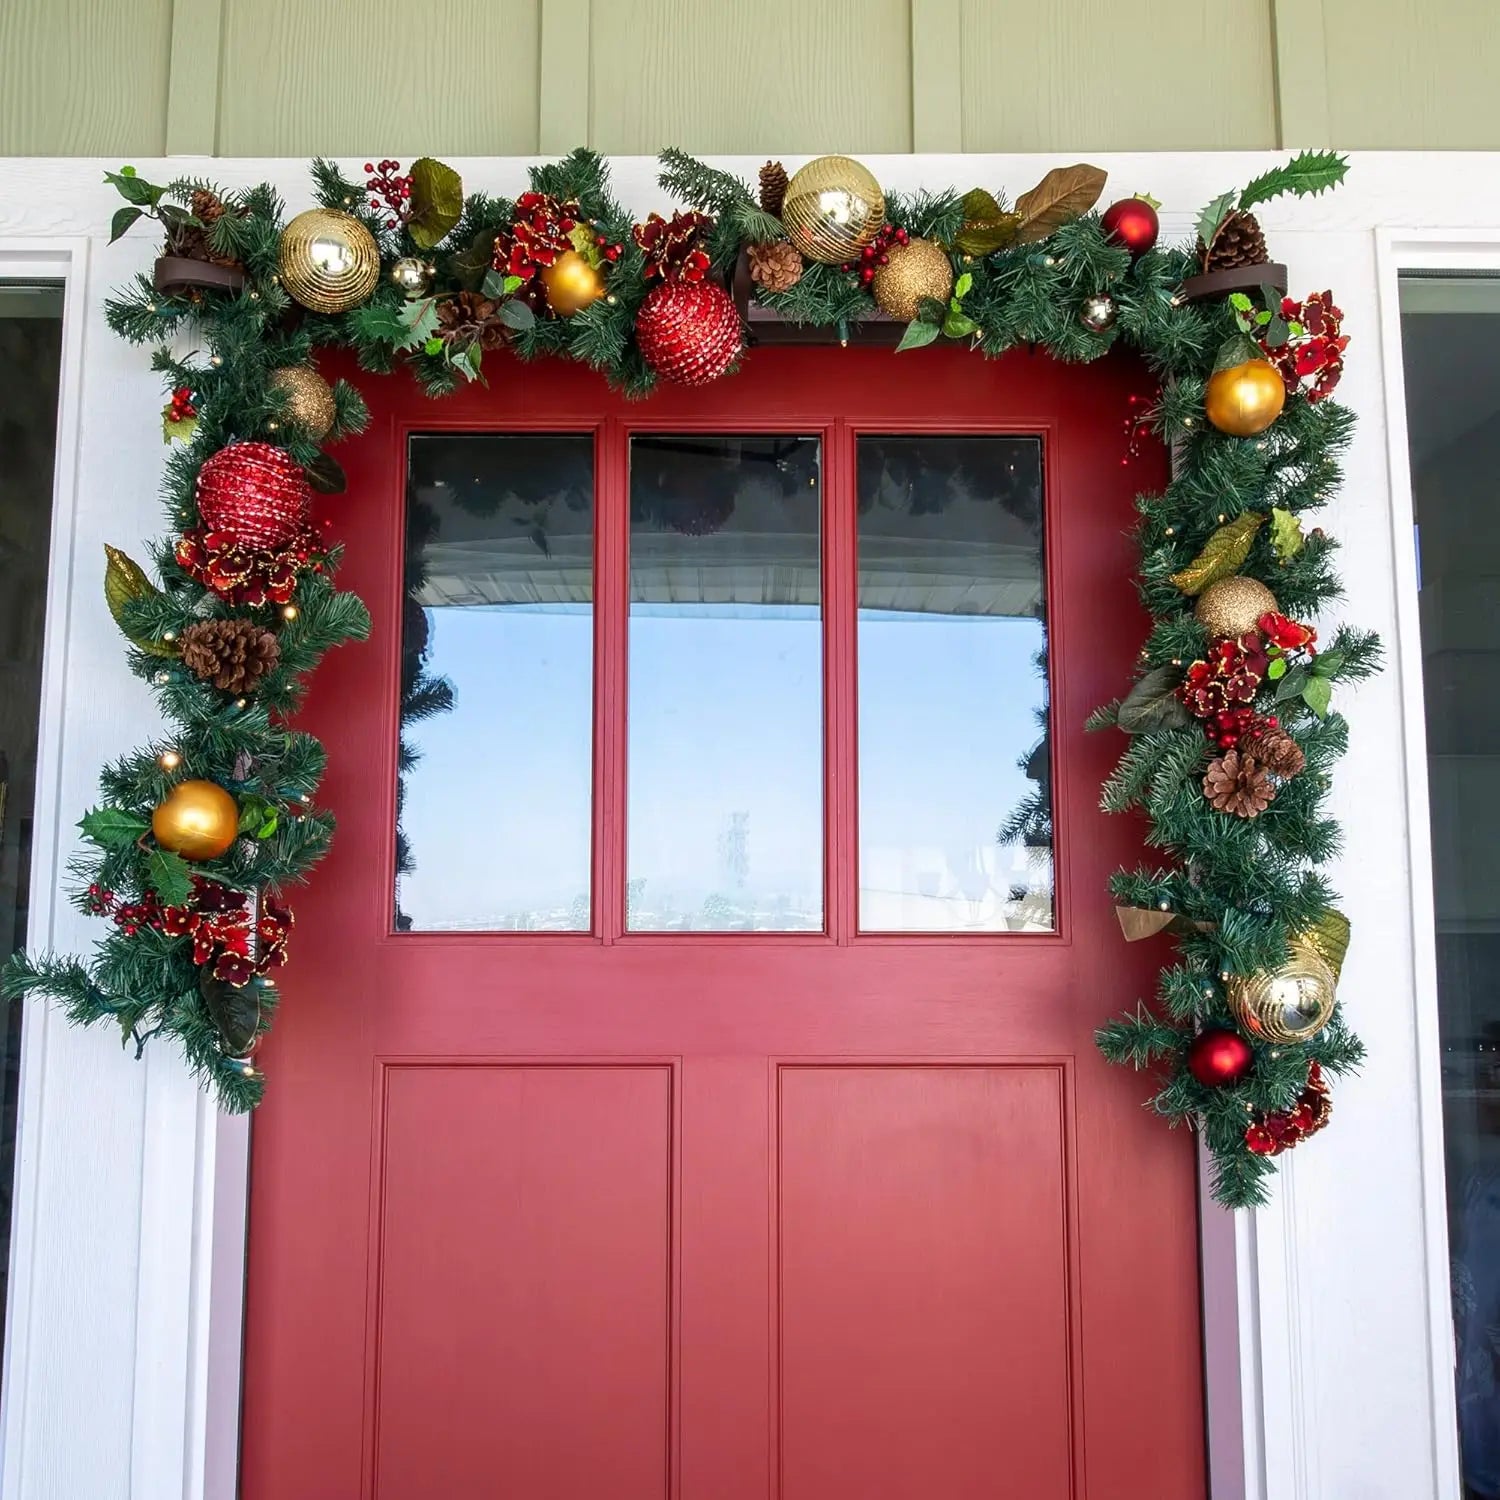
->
[157, 749, 182, 771]
[162, 630, 176, 643]
[281, 604, 299, 621]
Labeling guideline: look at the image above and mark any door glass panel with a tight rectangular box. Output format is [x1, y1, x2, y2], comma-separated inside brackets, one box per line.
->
[857, 434, 1051, 932]
[398, 435, 594, 931]
[1400, 272, 1500, 1495]
[627, 434, 822, 932]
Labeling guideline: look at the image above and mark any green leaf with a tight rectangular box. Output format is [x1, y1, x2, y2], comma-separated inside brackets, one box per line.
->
[942, 310, 978, 339]
[1116, 666, 1192, 734]
[1212, 333, 1263, 373]
[1169, 512, 1265, 595]
[162, 414, 198, 445]
[1269, 507, 1304, 560]
[79, 807, 149, 848]
[1196, 190, 1236, 248]
[423, 336, 444, 356]
[1267, 657, 1287, 680]
[1275, 665, 1310, 703]
[497, 298, 535, 331]
[1311, 650, 1345, 678]
[394, 296, 440, 352]
[951, 188, 1020, 256]
[406, 157, 465, 250]
[895, 318, 942, 352]
[502, 274, 524, 295]
[1237, 150, 1349, 214]
[953, 271, 973, 300]
[350, 299, 411, 347]
[1302, 674, 1333, 718]
[1228, 292, 1252, 311]
[109, 205, 144, 243]
[480, 268, 508, 299]
[104, 169, 162, 207]
[237, 801, 264, 835]
[145, 847, 193, 907]
[256, 812, 279, 839]
[1263, 315, 1289, 348]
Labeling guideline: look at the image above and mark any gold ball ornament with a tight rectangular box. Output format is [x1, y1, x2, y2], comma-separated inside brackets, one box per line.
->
[390, 256, 434, 299]
[1205, 358, 1286, 438]
[781, 155, 886, 265]
[269, 366, 336, 440]
[541, 250, 606, 317]
[151, 779, 239, 862]
[871, 237, 954, 322]
[1227, 943, 1338, 1044]
[1195, 576, 1279, 638]
[277, 209, 380, 314]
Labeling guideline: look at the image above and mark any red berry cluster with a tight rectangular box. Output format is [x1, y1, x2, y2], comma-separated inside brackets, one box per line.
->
[841, 225, 911, 286]
[86, 882, 169, 938]
[363, 160, 412, 230]
[1120, 391, 1156, 466]
[168, 386, 197, 423]
[1206, 707, 1281, 752]
[1245, 1062, 1332, 1156]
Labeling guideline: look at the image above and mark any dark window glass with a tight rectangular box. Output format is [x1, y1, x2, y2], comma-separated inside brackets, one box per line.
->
[1401, 273, 1500, 1498]
[399, 435, 594, 931]
[0, 281, 64, 1389]
[627, 434, 823, 932]
[856, 435, 1051, 931]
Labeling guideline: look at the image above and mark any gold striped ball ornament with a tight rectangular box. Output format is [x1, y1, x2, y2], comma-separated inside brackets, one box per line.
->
[781, 155, 885, 265]
[1227, 942, 1337, 1044]
[871, 237, 954, 322]
[277, 209, 380, 314]
[1195, 576, 1278, 639]
[269, 366, 337, 441]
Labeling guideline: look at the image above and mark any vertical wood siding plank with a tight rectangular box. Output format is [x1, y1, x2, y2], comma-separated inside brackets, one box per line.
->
[1270, 0, 1331, 146]
[539, 0, 593, 152]
[910, 0, 963, 152]
[165, 0, 226, 156]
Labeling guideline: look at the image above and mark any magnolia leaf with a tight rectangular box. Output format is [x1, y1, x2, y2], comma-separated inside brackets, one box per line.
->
[1302, 907, 1351, 981]
[162, 413, 198, 445]
[952, 189, 1021, 256]
[942, 310, 978, 339]
[1302, 673, 1332, 718]
[395, 297, 440, 351]
[1116, 666, 1193, 734]
[1169, 512, 1266, 595]
[146, 847, 193, 907]
[109, 205, 144, 243]
[406, 157, 464, 250]
[1237, 150, 1349, 214]
[1196, 189, 1236, 249]
[1269, 507, 1304, 559]
[305, 453, 346, 494]
[497, 298, 535, 331]
[1013, 165, 1108, 244]
[103, 544, 175, 656]
[199, 971, 262, 1055]
[79, 806, 149, 848]
[895, 318, 942, 352]
[450, 226, 506, 291]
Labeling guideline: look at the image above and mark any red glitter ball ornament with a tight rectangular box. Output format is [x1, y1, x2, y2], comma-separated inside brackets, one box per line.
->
[1186, 1027, 1254, 1088]
[635, 280, 742, 387]
[1101, 195, 1160, 259]
[195, 442, 312, 551]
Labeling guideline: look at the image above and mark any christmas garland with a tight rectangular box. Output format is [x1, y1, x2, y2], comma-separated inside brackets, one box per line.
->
[0, 148, 1378, 1207]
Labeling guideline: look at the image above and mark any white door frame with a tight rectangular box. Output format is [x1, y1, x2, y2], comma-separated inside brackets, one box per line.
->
[0, 153, 1478, 1499]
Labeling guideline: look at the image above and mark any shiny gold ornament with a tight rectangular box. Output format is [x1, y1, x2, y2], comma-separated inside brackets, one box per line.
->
[1194, 576, 1278, 638]
[781, 155, 885, 265]
[269, 366, 336, 440]
[276, 209, 380, 314]
[151, 779, 239, 862]
[390, 256, 434, 299]
[1205, 358, 1286, 437]
[871, 237, 953, 322]
[1079, 292, 1117, 333]
[1227, 942, 1338, 1044]
[541, 250, 606, 316]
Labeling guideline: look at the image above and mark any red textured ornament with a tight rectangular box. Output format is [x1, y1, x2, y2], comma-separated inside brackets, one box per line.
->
[1101, 196, 1160, 259]
[1186, 1027, 1254, 1087]
[195, 442, 312, 551]
[634, 280, 743, 387]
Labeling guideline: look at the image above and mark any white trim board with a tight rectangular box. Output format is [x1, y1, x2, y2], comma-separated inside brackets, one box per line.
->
[0, 152, 1481, 1500]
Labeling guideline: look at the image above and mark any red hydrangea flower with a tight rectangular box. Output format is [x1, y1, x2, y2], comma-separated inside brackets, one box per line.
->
[1181, 631, 1270, 718]
[1258, 611, 1316, 652]
[1258, 291, 1349, 403]
[632, 211, 713, 283]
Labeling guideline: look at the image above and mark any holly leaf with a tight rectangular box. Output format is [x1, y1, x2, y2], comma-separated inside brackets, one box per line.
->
[1169, 512, 1265, 595]
[109, 205, 144, 243]
[1269, 507, 1304, 559]
[406, 157, 464, 250]
[497, 298, 535, 331]
[1013, 164, 1108, 244]
[567, 223, 605, 269]
[349, 299, 410, 348]
[394, 296, 440, 351]
[162, 413, 198, 445]
[1116, 666, 1192, 734]
[895, 318, 942, 352]
[1301, 673, 1332, 718]
[1229, 292, 1253, 312]
[1237, 150, 1349, 214]
[145, 847, 193, 907]
[952, 189, 1020, 256]
[1196, 190, 1236, 249]
[79, 807, 149, 848]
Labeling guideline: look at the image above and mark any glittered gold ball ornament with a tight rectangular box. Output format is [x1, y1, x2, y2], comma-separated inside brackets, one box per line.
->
[1205, 358, 1286, 437]
[151, 779, 239, 862]
[871, 237, 953, 322]
[541, 249, 606, 316]
[1227, 943, 1337, 1044]
[1195, 576, 1279, 638]
[781, 155, 885, 265]
[269, 366, 336, 441]
[277, 209, 380, 314]
[389, 256, 434, 299]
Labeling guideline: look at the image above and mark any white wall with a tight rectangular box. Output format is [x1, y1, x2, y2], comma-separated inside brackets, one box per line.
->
[0, 152, 1476, 1499]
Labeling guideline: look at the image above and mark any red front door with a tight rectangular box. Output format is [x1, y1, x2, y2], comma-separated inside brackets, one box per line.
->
[241, 344, 1204, 1499]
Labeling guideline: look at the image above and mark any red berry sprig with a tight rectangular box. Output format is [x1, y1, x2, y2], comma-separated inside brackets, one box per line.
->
[86, 882, 170, 937]
[364, 159, 412, 230]
[168, 386, 197, 423]
[841, 225, 911, 286]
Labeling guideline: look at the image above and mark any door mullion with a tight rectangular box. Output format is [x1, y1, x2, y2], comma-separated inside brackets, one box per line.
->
[594, 417, 628, 943]
[824, 418, 859, 944]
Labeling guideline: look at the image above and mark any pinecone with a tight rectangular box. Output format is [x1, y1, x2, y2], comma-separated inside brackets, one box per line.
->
[1198, 209, 1268, 272]
[1239, 723, 1306, 778]
[759, 160, 789, 217]
[436, 291, 509, 350]
[179, 618, 281, 694]
[173, 188, 242, 267]
[190, 188, 226, 226]
[748, 240, 803, 293]
[1203, 749, 1276, 818]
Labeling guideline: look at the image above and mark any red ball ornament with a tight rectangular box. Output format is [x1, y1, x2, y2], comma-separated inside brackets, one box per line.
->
[635, 280, 742, 387]
[1186, 1027, 1253, 1087]
[1101, 196, 1160, 259]
[195, 442, 312, 551]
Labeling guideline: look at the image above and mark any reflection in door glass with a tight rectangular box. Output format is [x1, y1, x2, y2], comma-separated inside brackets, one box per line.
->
[627, 435, 823, 931]
[1401, 274, 1500, 1497]
[398, 435, 594, 931]
[857, 435, 1051, 931]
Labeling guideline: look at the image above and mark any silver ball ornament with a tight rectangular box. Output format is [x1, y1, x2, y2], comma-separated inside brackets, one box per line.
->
[390, 256, 435, 299]
[1079, 293, 1117, 333]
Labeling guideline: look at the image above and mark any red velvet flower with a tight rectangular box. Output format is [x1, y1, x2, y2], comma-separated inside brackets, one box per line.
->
[491, 192, 581, 283]
[1258, 611, 1316, 651]
[1180, 632, 1270, 718]
[632, 211, 714, 283]
[1243, 1062, 1333, 1158]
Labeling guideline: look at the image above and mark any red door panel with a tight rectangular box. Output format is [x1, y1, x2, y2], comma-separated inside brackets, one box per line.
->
[241, 345, 1204, 1500]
